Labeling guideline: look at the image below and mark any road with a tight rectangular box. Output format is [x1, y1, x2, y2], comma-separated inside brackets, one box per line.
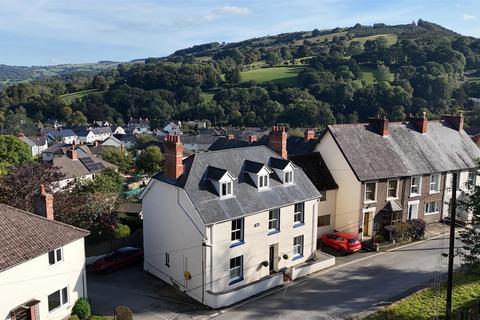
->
[211, 235, 461, 320]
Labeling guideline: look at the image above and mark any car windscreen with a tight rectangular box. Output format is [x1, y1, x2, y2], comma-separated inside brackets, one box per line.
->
[347, 239, 357, 244]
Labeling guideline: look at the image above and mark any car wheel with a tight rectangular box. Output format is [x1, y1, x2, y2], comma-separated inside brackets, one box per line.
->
[339, 248, 347, 256]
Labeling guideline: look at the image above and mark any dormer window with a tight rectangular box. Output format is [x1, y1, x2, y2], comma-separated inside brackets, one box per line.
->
[258, 174, 269, 189]
[285, 170, 294, 184]
[221, 181, 233, 197]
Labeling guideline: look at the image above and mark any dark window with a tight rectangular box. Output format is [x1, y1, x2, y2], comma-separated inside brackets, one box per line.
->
[49, 251, 55, 265]
[231, 218, 244, 242]
[48, 248, 63, 265]
[293, 235, 304, 257]
[268, 209, 280, 231]
[165, 252, 170, 267]
[320, 190, 327, 202]
[229, 256, 243, 283]
[294, 203, 304, 224]
[318, 214, 331, 227]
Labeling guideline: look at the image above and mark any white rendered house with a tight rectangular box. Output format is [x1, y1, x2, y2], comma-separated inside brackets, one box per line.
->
[0, 186, 89, 320]
[141, 132, 334, 309]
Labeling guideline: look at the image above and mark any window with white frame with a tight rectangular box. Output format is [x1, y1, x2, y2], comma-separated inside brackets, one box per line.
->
[293, 235, 304, 258]
[387, 180, 399, 199]
[284, 170, 294, 184]
[468, 171, 477, 186]
[268, 209, 280, 232]
[229, 256, 243, 283]
[294, 202, 304, 224]
[48, 248, 63, 265]
[165, 252, 170, 267]
[410, 176, 422, 196]
[364, 182, 377, 202]
[429, 174, 440, 193]
[258, 174, 269, 189]
[425, 201, 440, 215]
[231, 218, 244, 243]
[48, 287, 68, 312]
[221, 181, 233, 197]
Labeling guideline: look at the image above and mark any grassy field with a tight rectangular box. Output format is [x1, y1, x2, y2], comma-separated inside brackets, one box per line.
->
[59, 89, 100, 104]
[353, 34, 398, 46]
[366, 269, 480, 320]
[240, 66, 304, 86]
[359, 65, 394, 84]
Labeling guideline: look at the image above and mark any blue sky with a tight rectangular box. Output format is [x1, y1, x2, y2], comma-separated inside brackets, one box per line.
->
[1, 0, 480, 66]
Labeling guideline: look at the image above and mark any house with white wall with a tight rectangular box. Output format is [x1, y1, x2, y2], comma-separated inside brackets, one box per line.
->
[141, 132, 334, 308]
[0, 186, 89, 320]
[315, 114, 480, 240]
[18, 134, 48, 157]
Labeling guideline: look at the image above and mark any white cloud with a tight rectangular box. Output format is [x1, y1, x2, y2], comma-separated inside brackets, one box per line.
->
[463, 13, 476, 21]
[215, 6, 251, 16]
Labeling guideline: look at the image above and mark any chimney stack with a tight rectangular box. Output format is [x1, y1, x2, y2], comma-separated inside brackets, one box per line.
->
[269, 126, 287, 159]
[408, 112, 428, 134]
[67, 142, 78, 160]
[248, 135, 257, 143]
[304, 128, 315, 142]
[441, 114, 464, 131]
[34, 184, 54, 220]
[164, 134, 184, 180]
[369, 117, 389, 136]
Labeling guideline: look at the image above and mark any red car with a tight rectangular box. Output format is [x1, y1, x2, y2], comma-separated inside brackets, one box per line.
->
[91, 247, 144, 273]
[319, 232, 362, 255]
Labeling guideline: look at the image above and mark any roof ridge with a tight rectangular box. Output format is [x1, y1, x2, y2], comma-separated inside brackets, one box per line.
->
[0, 203, 89, 235]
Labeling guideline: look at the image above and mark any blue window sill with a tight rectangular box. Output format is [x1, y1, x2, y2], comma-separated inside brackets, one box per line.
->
[292, 254, 304, 261]
[267, 229, 280, 236]
[229, 277, 244, 285]
[230, 240, 245, 248]
[293, 222, 304, 228]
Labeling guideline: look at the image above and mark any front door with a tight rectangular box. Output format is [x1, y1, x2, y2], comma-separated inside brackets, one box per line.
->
[408, 203, 419, 220]
[269, 245, 275, 273]
[363, 212, 370, 237]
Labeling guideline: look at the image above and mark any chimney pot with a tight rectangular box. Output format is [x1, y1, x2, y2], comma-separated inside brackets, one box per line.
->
[269, 125, 287, 159]
[164, 134, 184, 180]
[441, 114, 464, 131]
[408, 114, 428, 134]
[34, 184, 54, 220]
[304, 128, 315, 142]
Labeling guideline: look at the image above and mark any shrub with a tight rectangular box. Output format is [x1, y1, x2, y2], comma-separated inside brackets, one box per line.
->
[72, 298, 91, 320]
[391, 222, 413, 242]
[114, 224, 131, 238]
[408, 219, 426, 239]
[374, 235, 384, 243]
[68, 316, 80, 320]
[114, 306, 133, 320]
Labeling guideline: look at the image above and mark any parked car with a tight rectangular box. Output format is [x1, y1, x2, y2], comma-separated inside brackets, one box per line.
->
[319, 232, 362, 255]
[91, 247, 144, 273]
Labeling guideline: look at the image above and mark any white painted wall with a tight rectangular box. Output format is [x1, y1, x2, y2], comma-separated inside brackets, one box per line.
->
[79, 132, 96, 144]
[316, 131, 362, 236]
[142, 180, 206, 303]
[0, 239, 87, 320]
[207, 199, 318, 294]
[443, 170, 480, 221]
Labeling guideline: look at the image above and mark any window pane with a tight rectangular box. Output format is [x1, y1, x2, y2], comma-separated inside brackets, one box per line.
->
[48, 290, 61, 311]
[61, 287, 68, 304]
[49, 251, 55, 265]
[318, 214, 331, 227]
[56, 248, 62, 262]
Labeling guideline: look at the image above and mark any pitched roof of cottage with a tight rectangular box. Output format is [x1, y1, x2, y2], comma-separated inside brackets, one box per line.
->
[153, 146, 321, 225]
[22, 136, 47, 147]
[53, 154, 117, 179]
[327, 120, 480, 182]
[0, 204, 89, 272]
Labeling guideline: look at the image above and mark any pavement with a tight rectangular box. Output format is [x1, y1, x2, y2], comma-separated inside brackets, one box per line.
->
[87, 230, 460, 320]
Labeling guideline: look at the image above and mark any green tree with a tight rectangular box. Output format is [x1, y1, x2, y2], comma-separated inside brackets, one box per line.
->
[0, 135, 32, 174]
[102, 148, 133, 173]
[225, 68, 242, 83]
[92, 75, 109, 91]
[136, 146, 164, 175]
[2, 109, 36, 135]
[266, 51, 281, 66]
[75, 168, 124, 194]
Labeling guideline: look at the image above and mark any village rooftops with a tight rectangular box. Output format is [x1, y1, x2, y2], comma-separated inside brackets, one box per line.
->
[326, 118, 480, 182]
[0, 204, 89, 272]
[152, 145, 320, 225]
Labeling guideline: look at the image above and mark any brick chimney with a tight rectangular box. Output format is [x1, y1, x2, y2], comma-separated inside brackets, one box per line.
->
[304, 128, 315, 142]
[34, 184, 54, 220]
[442, 114, 464, 131]
[248, 135, 257, 143]
[66, 142, 78, 160]
[164, 134, 184, 180]
[227, 134, 235, 140]
[269, 126, 287, 159]
[369, 117, 389, 136]
[408, 112, 428, 134]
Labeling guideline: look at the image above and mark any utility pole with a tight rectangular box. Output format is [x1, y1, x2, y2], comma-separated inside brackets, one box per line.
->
[445, 172, 458, 319]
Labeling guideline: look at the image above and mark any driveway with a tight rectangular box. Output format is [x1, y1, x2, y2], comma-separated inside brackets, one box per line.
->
[87, 265, 211, 320]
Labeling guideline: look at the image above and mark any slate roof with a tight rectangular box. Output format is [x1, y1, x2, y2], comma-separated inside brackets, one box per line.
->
[327, 120, 480, 182]
[22, 136, 47, 147]
[208, 135, 318, 155]
[53, 155, 117, 179]
[289, 152, 338, 191]
[47, 129, 77, 138]
[91, 127, 112, 135]
[0, 204, 89, 272]
[154, 146, 321, 225]
[465, 126, 480, 137]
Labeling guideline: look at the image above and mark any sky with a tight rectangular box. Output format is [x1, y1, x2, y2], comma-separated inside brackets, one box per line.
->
[1, 0, 480, 66]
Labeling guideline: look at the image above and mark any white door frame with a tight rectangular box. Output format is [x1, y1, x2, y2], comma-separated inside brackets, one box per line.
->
[407, 200, 420, 220]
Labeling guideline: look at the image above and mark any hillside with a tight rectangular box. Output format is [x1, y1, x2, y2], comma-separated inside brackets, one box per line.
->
[1, 19, 480, 133]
